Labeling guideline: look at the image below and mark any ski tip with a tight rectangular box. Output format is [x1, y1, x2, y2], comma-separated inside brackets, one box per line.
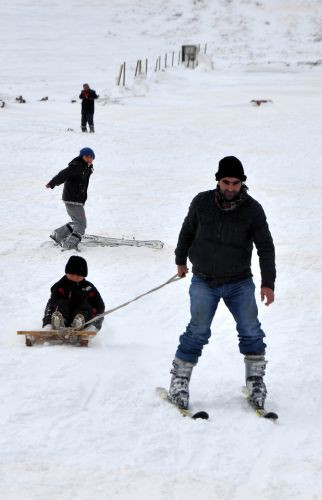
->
[192, 411, 209, 420]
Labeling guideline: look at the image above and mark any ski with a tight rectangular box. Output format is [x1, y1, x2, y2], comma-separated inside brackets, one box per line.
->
[156, 387, 209, 420]
[82, 234, 164, 249]
[242, 387, 278, 421]
[45, 234, 164, 250]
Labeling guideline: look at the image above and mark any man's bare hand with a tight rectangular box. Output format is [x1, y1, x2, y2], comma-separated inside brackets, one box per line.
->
[177, 265, 189, 278]
[261, 287, 274, 306]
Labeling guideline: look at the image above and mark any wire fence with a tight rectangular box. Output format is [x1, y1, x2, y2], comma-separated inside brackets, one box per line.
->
[117, 43, 208, 86]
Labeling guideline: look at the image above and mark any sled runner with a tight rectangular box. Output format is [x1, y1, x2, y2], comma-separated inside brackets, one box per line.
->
[17, 329, 97, 347]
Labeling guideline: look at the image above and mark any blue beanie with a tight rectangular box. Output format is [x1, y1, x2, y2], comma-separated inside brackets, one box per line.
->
[79, 147, 95, 159]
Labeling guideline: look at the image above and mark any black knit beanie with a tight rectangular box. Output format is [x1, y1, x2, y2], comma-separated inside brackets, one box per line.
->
[65, 256, 88, 277]
[215, 156, 247, 181]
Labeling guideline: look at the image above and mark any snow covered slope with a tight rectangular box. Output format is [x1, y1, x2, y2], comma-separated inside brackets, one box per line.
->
[1, 1, 322, 499]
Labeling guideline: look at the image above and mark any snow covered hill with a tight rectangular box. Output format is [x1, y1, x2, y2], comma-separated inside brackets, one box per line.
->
[1, 1, 322, 499]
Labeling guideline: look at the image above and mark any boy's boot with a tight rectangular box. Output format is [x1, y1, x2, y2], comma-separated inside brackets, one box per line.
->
[81, 126, 87, 132]
[72, 314, 85, 330]
[244, 354, 267, 409]
[51, 311, 65, 330]
[62, 231, 82, 250]
[168, 357, 195, 409]
[89, 126, 95, 133]
[50, 223, 73, 245]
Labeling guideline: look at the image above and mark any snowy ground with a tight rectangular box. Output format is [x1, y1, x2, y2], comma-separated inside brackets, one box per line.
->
[1, 1, 322, 499]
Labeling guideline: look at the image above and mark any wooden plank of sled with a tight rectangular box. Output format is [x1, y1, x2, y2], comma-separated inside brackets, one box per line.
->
[17, 330, 97, 336]
[17, 330, 97, 347]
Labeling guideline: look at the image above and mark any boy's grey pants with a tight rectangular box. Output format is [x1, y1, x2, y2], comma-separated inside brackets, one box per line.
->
[64, 202, 87, 235]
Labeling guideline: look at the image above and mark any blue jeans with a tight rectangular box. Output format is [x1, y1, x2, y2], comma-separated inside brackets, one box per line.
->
[176, 275, 266, 363]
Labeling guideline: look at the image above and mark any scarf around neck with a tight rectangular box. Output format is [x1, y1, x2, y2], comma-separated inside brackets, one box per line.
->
[214, 184, 248, 212]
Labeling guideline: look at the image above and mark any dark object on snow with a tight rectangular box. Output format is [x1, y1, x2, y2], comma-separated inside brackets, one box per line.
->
[0, 100, 5, 108]
[181, 45, 199, 67]
[66, 128, 74, 131]
[250, 99, 273, 106]
[16, 95, 26, 103]
[71, 99, 76, 103]
[40, 96, 48, 101]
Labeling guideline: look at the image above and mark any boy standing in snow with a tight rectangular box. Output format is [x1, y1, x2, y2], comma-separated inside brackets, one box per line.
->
[42, 256, 105, 334]
[168, 156, 276, 412]
[46, 147, 95, 250]
[79, 83, 99, 133]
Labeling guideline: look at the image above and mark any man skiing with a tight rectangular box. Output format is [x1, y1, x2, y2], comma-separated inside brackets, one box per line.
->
[79, 83, 99, 133]
[42, 256, 105, 337]
[168, 156, 276, 412]
[46, 147, 95, 250]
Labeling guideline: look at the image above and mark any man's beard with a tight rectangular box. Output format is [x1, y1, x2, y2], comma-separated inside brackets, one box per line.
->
[220, 189, 240, 202]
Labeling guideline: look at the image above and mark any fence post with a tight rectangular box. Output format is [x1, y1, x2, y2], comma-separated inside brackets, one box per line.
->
[117, 64, 123, 86]
[158, 56, 161, 71]
[178, 50, 181, 65]
[123, 62, 126, 86]
[172, 51, 174, 66]
[204, 43, 207, 54]
[165, 53, 167, 68]
[145, 58, 148, 74]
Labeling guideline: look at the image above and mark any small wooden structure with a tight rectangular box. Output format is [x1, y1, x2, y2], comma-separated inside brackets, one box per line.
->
[17, 329, 97, 347]
[181, 45, 199, 67]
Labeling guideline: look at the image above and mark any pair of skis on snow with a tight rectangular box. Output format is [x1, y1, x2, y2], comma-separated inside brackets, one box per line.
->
[81, 234, 164, 249]
[156, 387, 278, 421]
[46, 234, 164, 251]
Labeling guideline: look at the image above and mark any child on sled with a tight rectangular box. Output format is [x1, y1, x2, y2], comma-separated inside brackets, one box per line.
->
[42, 256, 105, 336]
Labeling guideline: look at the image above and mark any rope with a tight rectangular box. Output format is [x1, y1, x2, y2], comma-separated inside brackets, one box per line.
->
[84, 274, 181, 326]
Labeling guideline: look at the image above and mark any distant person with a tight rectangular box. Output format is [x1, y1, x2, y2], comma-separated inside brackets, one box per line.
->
[79, 83, 99, 133]
[42, 256, 105, 339]
[46, 147, 95, 250]
[168, 156, 276, 412]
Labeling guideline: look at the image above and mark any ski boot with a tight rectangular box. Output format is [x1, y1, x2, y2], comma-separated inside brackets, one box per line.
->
[244, 354, 267, 409]
[168, 357, 195, 409]
[61, 231, 82, 250]
[81, 126, 87, 133]
[72, 314, 85, 330]
[51, 311, 65, 330]
[89, 126, 95, 133]
[50, 223, 73, 245]
[69, 314, 85, 344]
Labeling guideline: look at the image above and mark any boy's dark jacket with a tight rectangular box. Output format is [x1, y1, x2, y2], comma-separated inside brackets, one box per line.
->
[47, 156, 93, 204]
[175, 190, 276, 290]
[43, 275, 105, 329]
[79, 89, 98, 114]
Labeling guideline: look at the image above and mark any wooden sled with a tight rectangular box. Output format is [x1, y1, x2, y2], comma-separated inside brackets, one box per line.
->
[17, 329, 97, 347]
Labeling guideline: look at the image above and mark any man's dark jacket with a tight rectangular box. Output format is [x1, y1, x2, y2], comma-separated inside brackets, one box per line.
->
[79, 89, 98, 114]
[175, 190, 276, 290]
[43, 275, 105, 329]
[48, 156, 93, 204]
